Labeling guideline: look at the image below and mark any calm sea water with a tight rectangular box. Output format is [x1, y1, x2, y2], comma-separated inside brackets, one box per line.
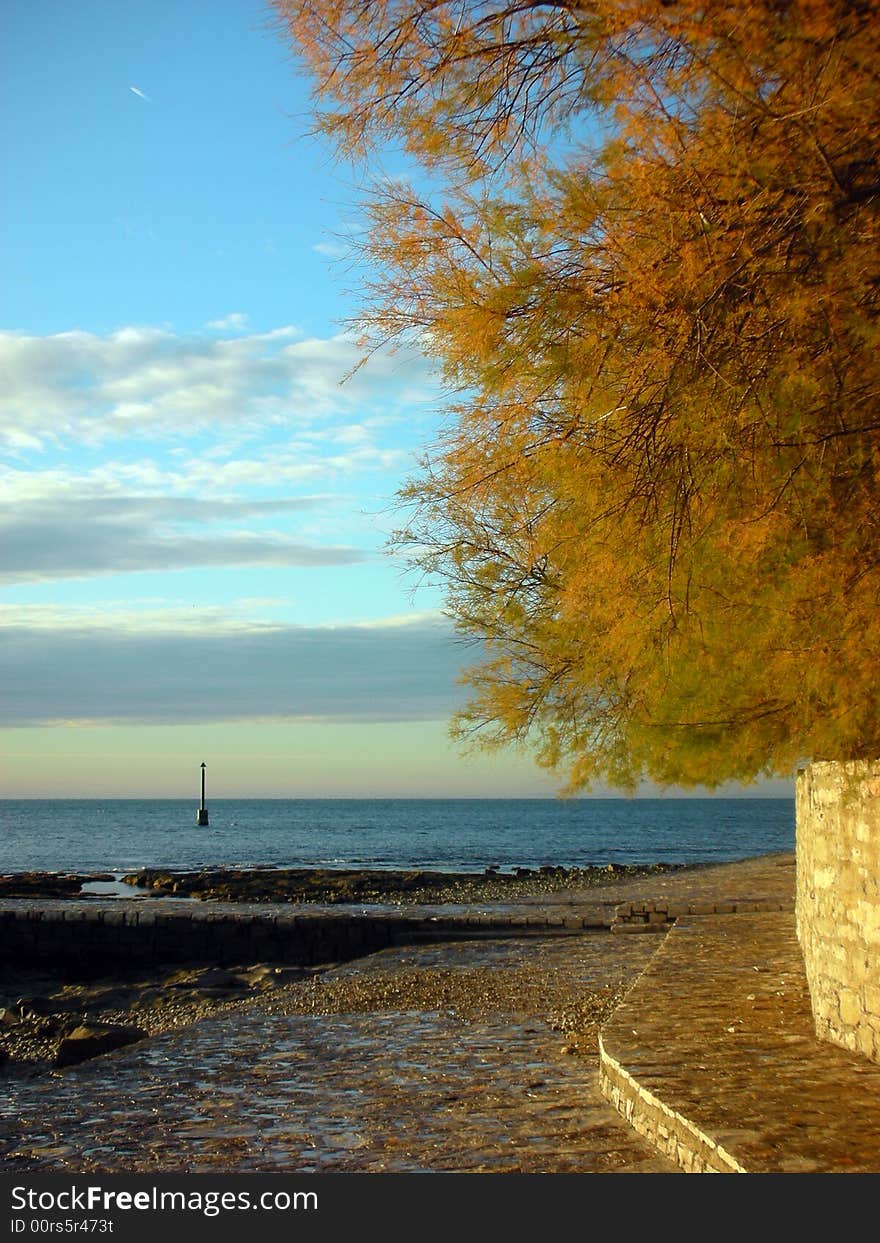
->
[0, 799, 794, 874]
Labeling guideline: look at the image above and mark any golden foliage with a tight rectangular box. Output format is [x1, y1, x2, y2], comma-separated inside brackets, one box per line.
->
[274, 0, 880, 788]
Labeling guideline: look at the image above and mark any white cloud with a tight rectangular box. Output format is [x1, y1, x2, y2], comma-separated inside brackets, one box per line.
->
[0, 474, 367, 583]
[0, 601, 287, 634]
[0, 602, 444, 635]
[205, 312, 249, 331]
[0, 324, 438, 449]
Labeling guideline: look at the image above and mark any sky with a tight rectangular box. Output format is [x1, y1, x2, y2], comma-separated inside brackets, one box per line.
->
[1, 0, 793, 799]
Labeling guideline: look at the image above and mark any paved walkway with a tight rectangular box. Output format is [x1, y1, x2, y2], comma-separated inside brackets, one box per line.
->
[601, 909, 880, 1172]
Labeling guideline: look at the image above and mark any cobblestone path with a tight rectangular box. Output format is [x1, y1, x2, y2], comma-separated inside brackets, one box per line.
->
[1, 934, 676, 1174]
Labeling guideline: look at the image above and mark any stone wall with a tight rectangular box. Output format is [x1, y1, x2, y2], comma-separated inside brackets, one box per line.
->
[796, 760, 880, 1064]
[611, 897, 783, 934]
[599, 1033, 745, 1172]
[0, 899, 601, 976]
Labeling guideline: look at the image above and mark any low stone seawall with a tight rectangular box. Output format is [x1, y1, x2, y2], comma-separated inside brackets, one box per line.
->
[796, 760, 880, 1064]
[611, 897, 787, 934]
[598, 1034, 744, 1173]
[0, 899, 609, 975]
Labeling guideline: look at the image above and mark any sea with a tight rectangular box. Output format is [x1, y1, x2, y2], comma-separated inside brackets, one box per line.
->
[0, 798, 795, 875]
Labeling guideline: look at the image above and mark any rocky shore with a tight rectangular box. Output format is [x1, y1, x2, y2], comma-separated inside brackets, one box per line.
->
[0, 860, 701, 1082]
[0, 943, 631, 1083]
[130, 862, 699, 904]
[0, 873, 116, 899]
[1, 861, 696, 905]
[0, 960, 323, 1079]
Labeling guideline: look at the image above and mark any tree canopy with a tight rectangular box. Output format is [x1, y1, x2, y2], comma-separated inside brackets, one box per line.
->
[274, 0, 880, 789]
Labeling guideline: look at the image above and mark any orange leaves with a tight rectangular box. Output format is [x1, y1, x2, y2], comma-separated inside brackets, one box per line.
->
[275, 0, 880, 787]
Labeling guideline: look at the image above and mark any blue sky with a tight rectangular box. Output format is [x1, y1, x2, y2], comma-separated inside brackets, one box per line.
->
[1, 1, 792, 798]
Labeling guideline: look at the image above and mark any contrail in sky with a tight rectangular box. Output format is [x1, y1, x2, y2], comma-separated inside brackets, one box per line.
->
[129, 85, 151, 102]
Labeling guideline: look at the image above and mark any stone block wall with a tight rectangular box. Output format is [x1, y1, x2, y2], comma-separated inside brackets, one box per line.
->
[796, 760, 880, 1064]
[611, 897, 784, 935]
[0, 899, 600, 977]
[598, 1034, 745, 1173]
[0, 902, 396, 974]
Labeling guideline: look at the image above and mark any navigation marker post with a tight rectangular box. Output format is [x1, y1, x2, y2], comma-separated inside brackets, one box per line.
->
[197, 761, 209, 826]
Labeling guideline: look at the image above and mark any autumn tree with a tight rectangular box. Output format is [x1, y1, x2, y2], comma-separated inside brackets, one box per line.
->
[274, 0, 880, 789]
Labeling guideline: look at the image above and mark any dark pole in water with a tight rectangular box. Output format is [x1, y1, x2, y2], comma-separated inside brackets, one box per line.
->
[197, 761, 209, 826]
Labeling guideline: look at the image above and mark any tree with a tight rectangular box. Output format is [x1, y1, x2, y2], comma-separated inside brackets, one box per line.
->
[274, 0, 880, 789]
